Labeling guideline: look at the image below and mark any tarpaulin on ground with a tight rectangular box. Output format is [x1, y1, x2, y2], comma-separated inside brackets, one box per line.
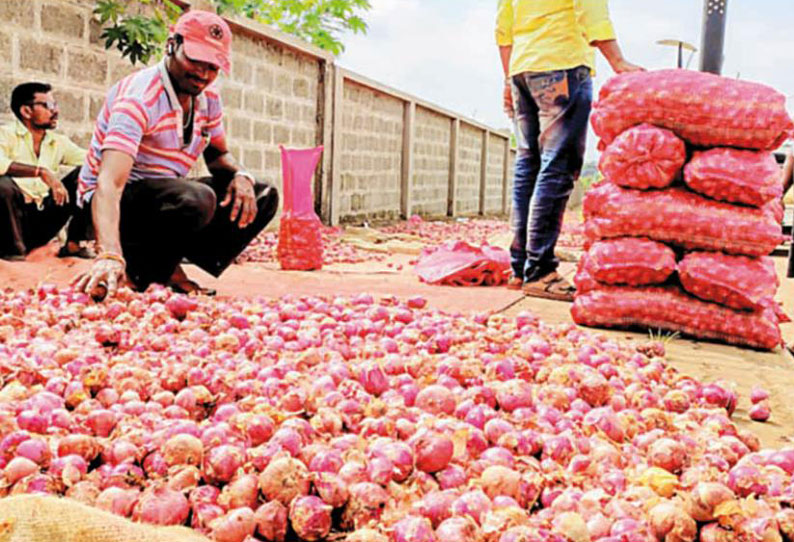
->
[591, 69, 794, 150]
[571, 283, 782, 350]
[577, 237, 676, 288]
[678, 251, 779, 311]
[415, 241, 510, 286]
[684, 148, 784, 207]
[598, 123, 685, 190]
[583, 182, 784, 257]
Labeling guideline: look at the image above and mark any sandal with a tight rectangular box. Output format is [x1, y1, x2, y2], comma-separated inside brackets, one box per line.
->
[57, 245, 97, 259]
[167, 279, 217, 297]
[521, 271, 576, 302]
[506, 276, 524, 290]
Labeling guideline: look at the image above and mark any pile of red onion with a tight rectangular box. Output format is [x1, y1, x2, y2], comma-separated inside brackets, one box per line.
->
[0, 284, 788, 542]
[380, 216, 510, 245]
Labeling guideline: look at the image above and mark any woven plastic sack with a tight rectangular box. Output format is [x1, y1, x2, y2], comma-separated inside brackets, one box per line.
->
[598, 124, 685, 189]
[0, 495, 208, 542]
[571, 284, 782, 350]
[591, 69, 794, 150]
[578, 238, 676, 287]
[684, 148, 783, 207]
[678, 252, 778, 311]
[277, 145, 325, 271]
[415, 241, 510, 286]
[583, 182, 784, 257]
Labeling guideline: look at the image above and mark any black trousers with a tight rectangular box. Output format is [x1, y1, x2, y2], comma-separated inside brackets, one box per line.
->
[0, 167, 88, 257]
[112, 172, 278, 290]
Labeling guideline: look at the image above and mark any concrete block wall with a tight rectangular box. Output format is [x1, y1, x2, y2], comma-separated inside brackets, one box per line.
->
[337, 79, 404, 220]
[484, 136, 506, 214]
[411, 106, 451, 217]
[455, 123, 484, 216]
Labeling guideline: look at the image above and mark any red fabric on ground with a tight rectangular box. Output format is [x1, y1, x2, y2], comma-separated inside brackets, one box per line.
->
[591, 69, 794, 150]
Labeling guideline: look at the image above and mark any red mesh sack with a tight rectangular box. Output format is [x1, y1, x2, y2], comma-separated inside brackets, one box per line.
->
[677, 252, 778, 311]
[684, 148, 783, 207]
[571, 284, 782, 350]
[583, 182, 784, 257]
[277, 146, 325, 270]
[591, 70, 794, 150]
[598, 124, 685, 189]
[578, 238, 676, 286]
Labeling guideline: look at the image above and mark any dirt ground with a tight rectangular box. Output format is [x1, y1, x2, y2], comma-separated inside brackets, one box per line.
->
[2, 225, 792, 449]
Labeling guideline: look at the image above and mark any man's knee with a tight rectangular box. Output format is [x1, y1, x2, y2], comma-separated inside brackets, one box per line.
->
[0, 177, 17, 202]
[255, 182, 279, 215]
[179, 183, 217, 229]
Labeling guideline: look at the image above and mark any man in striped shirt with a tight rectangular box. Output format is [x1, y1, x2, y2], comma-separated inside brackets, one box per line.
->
[73, 10, 278, 297]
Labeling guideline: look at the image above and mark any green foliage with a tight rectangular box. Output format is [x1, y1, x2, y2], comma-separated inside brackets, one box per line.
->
[94, 0, 371, 66]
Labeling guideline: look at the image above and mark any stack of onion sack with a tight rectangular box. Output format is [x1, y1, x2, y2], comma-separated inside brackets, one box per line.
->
[572, 69, 792, 350]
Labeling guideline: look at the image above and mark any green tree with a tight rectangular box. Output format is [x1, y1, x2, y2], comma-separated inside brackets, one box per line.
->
[94, 0, 371, 65]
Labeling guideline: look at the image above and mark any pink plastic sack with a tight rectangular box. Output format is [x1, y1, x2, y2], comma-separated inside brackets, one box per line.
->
[571, 284, 782, 350]
[415, 241, 510, 286]
[577, 238, 676, 287]
[677, 252, 778, 311]
[598, 124, 685, 189]
[277, 146, 325, 271]
[583, 182, 784, 257]
[591, 70, 794, 150]
[684, 148, 783, 207]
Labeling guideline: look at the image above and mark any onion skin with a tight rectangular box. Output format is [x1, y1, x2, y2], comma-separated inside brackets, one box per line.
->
[415, 433, 454, 473]
[209, 507, 256, 542]
[289, 496, 333, 542]
[258, 457, 311, 506]
[254, 501, 288, 542]
[392, 515, 438, 542]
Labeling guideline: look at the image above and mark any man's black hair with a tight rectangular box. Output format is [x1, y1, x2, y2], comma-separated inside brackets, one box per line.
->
[11, 82, 52, 121]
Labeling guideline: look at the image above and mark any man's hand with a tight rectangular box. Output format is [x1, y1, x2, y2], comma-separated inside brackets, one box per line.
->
[220, 174, 257, 229]
[610, 58, 644, 74]
[503, 81, 514, 119]
[72, 256, 126, 301]
[41, 169, 69, 206]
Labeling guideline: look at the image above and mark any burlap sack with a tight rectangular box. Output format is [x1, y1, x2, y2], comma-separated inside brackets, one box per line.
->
[0, 495, 209, 542]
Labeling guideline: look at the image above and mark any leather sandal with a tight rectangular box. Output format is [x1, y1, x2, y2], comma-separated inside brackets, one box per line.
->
[521, 271, 576, 302]
[57, 245, 97, 259]
[506, 276, 524, 290]
[167, 279, 217, 297]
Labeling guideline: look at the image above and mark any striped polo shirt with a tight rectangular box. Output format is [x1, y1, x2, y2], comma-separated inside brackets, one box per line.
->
[77, 60, 225, 206]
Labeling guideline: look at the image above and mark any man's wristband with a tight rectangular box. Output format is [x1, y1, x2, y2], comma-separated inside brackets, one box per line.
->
[96, 251, 126, 267]
[236, 171, 256, 186]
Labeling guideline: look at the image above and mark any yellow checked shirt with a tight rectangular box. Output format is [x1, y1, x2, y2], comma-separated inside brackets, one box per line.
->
[495, 0, 617, 76]
[0, 119, 86, 207]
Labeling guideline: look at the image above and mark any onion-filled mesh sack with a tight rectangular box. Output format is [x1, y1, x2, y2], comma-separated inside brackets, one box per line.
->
[583, 182, 784, 257]
[571, 284, 782, 350]
[578, 237, 676, 287]
[684, 148, 783, 207]
[277, 146, 324, 271]
[678, 252, 778, 311]
[598, 124, 685, 189]
[591, 69, 794, 150]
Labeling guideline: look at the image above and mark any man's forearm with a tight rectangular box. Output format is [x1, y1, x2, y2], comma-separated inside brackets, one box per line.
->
[499, 45, 512, 79]
[5, 162, 46, 177]
[593, 39, 624, 68]
[206, 151, 246, 178]
[92, 183, 124, 255]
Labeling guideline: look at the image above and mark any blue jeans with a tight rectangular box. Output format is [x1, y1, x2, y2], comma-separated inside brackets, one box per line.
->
[509, 65, 592, 282]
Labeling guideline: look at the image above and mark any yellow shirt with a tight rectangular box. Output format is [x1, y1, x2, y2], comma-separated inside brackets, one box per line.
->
[0, 119, 86, 206]
[495, 0, 617, 76]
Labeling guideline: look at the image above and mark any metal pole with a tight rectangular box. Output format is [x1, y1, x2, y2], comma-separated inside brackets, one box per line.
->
[677, 43, 682, 68]
[699, 0, 728, 74]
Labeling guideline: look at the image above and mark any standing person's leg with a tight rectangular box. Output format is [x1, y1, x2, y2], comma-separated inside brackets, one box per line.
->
[520, 66, 592, 300]
[57, 167, 95, 258]
[0, 176, 27, 260]
[117, 178, 217, 291]
[183, 171, 279, 277]
[508, 75, 542, 286]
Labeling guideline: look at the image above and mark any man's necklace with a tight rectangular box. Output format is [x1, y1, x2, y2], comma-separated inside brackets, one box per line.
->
[183, 99, 194, 131]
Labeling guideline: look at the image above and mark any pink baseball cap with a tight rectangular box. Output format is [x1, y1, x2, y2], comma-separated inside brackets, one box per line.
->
[172, 11, 232, 74]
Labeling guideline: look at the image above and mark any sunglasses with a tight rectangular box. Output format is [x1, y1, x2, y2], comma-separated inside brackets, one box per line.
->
[28, 101, 58, 111]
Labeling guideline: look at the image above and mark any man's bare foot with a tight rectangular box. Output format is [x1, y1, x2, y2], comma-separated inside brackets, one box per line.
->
[167, 265, 216, 296]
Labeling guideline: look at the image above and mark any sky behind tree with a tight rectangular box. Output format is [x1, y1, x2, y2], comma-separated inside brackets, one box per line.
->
[339, 1, 793, 157]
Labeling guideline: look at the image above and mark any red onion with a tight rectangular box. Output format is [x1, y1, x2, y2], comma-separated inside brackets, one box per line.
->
[218, 473, 259, 510]
[210, 507, 257, 542]
[451, 490, 492, 525]
[96, 487, 140, 517]
[495, 380, 533, 412]
[415, 385, 456, 415]
[393, 515, 438, 542]
[259, 456, 311, 505]
[342, 482, 389, 530]
[684, 482, 735, 522]
[435, 516, 480, 542]
[255, 501, 288, 542]
[750, 386, 770, 404]
[415, 433, 454, 473]
[132, 485, 190, 525]
[203, 445, 245, 484]
[412, 490, 458, 528]
[648, 438, 687, 473]
[750, 401, 771, 422]
[314, 472, 349, 508]
[163, 434, 204, 467]
[728, 463, 769, 497]
[4, 456, 38, 484]
[15, 438, 51, 466]
[289, 496, 333, 541]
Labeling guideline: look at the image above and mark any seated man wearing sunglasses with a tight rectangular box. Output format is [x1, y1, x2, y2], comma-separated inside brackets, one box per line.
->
[0, 82, 91, 261]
